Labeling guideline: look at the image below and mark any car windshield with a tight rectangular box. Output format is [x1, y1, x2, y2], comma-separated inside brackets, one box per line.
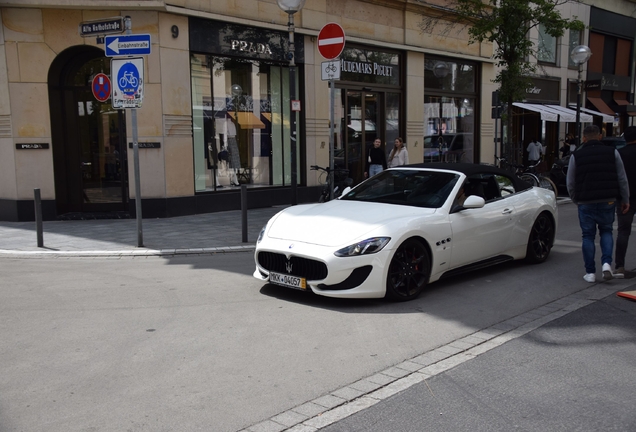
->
[340, 169, 459, 208]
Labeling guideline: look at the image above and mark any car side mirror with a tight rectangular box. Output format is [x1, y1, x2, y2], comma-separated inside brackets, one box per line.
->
[338, 186, 352, 198]
[462, 195, 485, 209]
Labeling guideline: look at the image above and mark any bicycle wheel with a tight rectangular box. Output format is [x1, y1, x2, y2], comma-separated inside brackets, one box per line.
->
[519, 173, 540, 187]
[538, 176, 557, 195]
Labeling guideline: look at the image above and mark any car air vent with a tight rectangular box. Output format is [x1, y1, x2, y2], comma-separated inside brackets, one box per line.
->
[258, 252, 328, 280]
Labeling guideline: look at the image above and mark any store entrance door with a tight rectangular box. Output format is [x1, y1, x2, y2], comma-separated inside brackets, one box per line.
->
[343, 90, 380, 184]
[50, 47, 128, 216]
[335, 88, 401, 185]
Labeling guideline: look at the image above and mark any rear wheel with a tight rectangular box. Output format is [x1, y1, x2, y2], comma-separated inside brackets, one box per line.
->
[538, 176, 557, 195]
[519, 173, 540, 187]
[385, 239, 430, 301]
[525, 212, 554, 263]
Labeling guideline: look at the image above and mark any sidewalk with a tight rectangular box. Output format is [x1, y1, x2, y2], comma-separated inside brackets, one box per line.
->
[0, 206, 287, 257]
[0, 198, 572, 257]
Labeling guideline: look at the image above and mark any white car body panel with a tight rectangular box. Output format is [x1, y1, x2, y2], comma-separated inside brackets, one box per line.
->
[254, 166, 558, 299]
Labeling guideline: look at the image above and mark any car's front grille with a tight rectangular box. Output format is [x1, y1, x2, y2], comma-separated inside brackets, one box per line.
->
[257, 252, 328, 281]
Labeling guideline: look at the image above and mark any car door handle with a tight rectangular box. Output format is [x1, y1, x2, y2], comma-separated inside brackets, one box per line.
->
[502, 208, 513, 214]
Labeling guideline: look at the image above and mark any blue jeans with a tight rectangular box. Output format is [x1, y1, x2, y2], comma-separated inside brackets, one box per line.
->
[578, 202, 616, 274]
[369, 164, 383, 177]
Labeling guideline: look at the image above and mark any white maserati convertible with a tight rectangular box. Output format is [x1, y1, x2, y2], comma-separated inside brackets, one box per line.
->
[254, 163, 557, 301]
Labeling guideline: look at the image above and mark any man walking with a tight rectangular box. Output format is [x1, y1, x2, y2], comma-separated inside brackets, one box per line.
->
[527, 138, 544, 165]
[614, 126, 636, 277]
[566, 125, 630, 283]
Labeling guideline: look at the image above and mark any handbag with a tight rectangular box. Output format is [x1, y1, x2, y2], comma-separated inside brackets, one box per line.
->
[218, 148, 229, 162]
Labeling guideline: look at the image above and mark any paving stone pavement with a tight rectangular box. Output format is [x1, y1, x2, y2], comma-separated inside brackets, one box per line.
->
[0, 198, 572, 257]
[0, 206, 287, 256]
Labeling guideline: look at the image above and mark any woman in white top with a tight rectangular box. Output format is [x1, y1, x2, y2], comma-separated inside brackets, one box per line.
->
[388, 137, 409, 168]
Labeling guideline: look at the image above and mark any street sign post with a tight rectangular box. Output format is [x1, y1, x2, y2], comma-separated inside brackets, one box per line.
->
[321, 60, 341, 81]
[92, 73, 111, 102]
[105, 34, 151, 57]
[318, 23, 346, 199]
[79, 17, 124, 37]
[111, 57, 144, 108]
[317, 23, 345, 60]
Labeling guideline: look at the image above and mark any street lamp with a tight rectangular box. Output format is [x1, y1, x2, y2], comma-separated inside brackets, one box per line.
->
[277, 0, 306, 205]
[570, 45, 592, 147]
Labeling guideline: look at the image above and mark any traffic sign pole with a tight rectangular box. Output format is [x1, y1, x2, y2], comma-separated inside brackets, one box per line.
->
[122, 16, 143, 247]
[318, 23, 346, 199]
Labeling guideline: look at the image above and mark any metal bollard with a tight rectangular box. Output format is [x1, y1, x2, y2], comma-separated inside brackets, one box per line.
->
[241, 185, 248, 243]
[34, 188, 43, 247]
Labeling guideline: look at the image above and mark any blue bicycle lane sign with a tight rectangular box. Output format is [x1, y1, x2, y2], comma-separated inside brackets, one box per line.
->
[111, 57, 144, 108]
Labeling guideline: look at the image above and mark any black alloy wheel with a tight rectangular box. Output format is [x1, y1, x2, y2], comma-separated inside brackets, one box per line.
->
[385, 238, 430, 301]
[525, 212, 554, 263]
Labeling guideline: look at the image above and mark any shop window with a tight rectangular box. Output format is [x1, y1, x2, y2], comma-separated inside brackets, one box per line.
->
[424, 57, 477, 163]
[568, 29, 582, 68]
[424, 96, 475, 163]
[190, 54, 298, 192]
[424, 59, 475, 93]
[537, 24, 557, 64]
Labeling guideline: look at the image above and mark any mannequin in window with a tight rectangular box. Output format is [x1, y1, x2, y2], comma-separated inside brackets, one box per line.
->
[225, 112, 240, 186]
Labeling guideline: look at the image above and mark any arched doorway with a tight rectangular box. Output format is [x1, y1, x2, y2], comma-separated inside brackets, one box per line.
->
[48, 46, 128, 217]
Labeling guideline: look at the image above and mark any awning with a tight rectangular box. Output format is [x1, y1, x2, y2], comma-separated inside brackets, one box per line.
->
[228, 112, 265, 129]
[513, 102, 558, 121]
[568, 104, 614, 122]
[544, 105, 592, 122]
[613, 98, 636, 116]
[587, 97, 615, 116]
[512, 102, 592, 122]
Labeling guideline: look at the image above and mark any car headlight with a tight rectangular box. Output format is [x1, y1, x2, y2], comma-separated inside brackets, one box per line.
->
[334, 237, 391, 257]
[257, 223, 267, 244]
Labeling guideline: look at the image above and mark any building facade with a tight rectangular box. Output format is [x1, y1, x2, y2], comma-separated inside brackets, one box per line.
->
[0, 0, 503, 221]
[504, 1, 636, 168]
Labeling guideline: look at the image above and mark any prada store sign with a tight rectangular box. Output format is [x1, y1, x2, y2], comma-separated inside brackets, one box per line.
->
[189, 17, 304, 63]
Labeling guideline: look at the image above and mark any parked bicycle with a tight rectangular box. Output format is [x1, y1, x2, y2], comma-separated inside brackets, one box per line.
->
[310, 165, 353, 202]
[495, 156, 557, 195]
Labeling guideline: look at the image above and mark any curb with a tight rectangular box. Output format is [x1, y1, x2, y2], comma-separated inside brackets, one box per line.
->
[240, 281, 626, 432]
[0, 245, 255, 258]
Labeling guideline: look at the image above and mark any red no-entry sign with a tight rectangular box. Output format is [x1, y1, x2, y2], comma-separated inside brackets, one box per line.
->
[318, 23, 345, 60]
[92, 73, 111, 103]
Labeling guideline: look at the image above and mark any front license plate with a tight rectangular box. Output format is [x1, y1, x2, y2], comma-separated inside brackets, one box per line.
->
[269, 272, 306, 290]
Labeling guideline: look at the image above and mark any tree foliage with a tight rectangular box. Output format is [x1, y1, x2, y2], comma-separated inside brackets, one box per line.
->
[421, 0, 584, 102]
[420, 0, 585, 156]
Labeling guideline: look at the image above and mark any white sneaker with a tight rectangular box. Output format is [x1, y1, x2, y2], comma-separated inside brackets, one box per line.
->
[584, 273, 596, 283]
[602, 263, 613, 280]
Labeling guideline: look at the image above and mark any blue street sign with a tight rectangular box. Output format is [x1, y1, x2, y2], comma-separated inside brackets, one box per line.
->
[105, 34, 151, 57]
[117, 63, 140, 97]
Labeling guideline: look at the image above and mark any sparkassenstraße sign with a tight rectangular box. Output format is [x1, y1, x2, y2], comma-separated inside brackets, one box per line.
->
[79, 17, 124, 37]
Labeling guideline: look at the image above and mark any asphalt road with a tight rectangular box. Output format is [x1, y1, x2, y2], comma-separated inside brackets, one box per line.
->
[1, 202, 635, 432]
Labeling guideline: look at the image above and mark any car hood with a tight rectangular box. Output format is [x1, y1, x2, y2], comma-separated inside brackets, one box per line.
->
[266, 201, 437, 247]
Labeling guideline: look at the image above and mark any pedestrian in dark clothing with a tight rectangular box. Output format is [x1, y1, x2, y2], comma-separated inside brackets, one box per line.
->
[559, 140, 570, 157]
[614, 126, 636, 277]
[566, 125, 630, 283]
[365, 138, 388, 178]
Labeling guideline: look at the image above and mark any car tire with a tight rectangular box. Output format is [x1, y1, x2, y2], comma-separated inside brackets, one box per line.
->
[385, 238, 430, 301]
[538, 177, 558, 195]
[525, 212, 554, 264]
